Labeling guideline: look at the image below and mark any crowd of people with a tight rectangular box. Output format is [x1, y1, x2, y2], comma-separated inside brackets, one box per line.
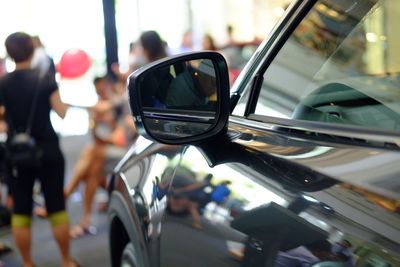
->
[0, 26, 222, 266]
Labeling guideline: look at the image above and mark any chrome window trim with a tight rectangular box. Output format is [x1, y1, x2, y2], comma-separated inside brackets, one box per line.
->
[229, 115, 400, 147]
[143, 111, 215, 123]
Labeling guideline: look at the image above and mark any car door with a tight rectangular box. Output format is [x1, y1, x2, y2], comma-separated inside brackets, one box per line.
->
[158, 144, 400, 267]
[126, 1, 400, 267]
[155, 0, 400, 266]
[108, 139, 185, 267]
[225, 0, 400, 265]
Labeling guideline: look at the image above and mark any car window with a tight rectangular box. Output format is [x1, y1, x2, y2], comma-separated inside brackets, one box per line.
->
[155, 146, 400, 267]
[255, 0, 400, 132]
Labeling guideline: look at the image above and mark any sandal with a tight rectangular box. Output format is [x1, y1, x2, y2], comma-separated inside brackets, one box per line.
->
[69, 224, 97, 239]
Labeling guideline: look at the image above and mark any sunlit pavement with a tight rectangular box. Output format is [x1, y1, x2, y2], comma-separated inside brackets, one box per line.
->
[0, 135, 111, 267]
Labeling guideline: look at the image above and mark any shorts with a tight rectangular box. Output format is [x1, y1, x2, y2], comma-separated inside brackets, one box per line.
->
[8, 147, 65, 215]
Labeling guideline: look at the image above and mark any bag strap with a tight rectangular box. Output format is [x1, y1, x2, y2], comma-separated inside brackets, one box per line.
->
[25, 74, 41, 135]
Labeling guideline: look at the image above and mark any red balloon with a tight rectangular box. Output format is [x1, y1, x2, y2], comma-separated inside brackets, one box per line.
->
[58, 49, 91, 78]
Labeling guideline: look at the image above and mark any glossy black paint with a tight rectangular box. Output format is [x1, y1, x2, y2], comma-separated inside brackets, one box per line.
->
[108, 124, 400, 267]
[197, 129, 338, 192]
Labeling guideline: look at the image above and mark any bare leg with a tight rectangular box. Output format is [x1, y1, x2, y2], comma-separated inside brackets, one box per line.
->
[64, 145, 94, 198]
[12, 227, 33, 267]
[52, 223, 78, 267]
[80, 145, 106, 227]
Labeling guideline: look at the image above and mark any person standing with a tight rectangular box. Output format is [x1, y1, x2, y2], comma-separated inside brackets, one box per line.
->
[31, 36, 56, 79]
[202, 34, 217, 51]
[140, 30, 168, 62]
[0, 32, 78, 267]
[174, 30, 194, 55]
[111, 31, 168, 91]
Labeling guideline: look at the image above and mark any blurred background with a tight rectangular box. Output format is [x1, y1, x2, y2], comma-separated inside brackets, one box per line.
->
[0, 0, 292, 137]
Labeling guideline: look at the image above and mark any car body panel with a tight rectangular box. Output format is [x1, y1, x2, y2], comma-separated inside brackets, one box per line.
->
[109, 128, 400, 266]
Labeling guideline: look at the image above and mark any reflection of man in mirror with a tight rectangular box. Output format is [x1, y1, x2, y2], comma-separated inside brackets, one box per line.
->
[164, 59, 217, 110]
[193, 60, 217, 101]
[140, 67, 171, 109]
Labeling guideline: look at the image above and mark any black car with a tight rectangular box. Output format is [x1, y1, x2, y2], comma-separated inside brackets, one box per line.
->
[108, 1, 400, 267]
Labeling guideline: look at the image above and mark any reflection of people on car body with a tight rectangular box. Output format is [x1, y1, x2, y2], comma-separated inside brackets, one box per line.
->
[275, 240, 334, 267]
[164, 173, 214, 230]
[211, 181, 231, 205]
[331, 239, 355, 267]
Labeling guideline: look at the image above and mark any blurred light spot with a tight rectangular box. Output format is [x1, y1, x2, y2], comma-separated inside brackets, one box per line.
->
[50, 107, 89, 136]
[273, 7, 285, 17]
[366, 32, 378, 42]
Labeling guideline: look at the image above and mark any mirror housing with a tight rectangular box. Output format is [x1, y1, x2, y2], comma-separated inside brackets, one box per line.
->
[128, 52, 230, 145]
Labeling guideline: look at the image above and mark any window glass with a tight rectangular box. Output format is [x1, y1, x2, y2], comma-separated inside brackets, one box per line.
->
[256, 0, 400, 131]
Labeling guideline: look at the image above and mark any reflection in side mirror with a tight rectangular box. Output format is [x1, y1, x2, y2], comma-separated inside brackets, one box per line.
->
[128, 52, 230, 144]
[141, 59, 218, 110]
[128, 51, 230, 145]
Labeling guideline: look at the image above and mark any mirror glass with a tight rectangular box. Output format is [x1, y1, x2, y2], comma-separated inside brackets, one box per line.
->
[139, 58, 218, 139]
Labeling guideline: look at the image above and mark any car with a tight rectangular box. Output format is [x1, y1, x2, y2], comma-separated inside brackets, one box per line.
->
[108, 1, 400, 267]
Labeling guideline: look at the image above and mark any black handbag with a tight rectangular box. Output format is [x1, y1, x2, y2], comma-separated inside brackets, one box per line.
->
[8, 132, 42, 168]
[7, 75, 42, 168]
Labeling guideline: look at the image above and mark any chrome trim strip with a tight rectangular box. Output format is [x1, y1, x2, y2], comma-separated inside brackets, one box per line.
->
[143, 111, 215, 122]
[229, 115, 400, 146]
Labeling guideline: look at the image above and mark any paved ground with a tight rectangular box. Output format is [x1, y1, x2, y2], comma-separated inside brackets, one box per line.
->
[0, 134, 112, 267]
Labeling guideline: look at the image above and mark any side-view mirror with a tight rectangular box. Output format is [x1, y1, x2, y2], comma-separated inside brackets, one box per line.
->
[128, 52, 230, 144]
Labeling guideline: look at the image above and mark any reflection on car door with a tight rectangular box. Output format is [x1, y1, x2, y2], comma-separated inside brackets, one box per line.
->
[109, 143, 183, 267]
[155, 146, 400, 267]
